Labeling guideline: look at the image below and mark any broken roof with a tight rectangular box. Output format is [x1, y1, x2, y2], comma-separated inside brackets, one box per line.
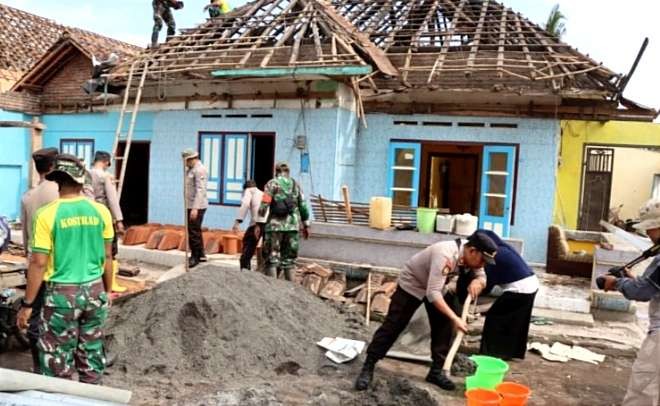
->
[0, 3, 140, 85]
[332, 0, 620, 98]
[111, 0, 395, 80]
[104, 0, 655, 119]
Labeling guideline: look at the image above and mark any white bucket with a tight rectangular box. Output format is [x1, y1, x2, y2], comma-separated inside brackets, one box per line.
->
[435, 215, 455, 233]
[454, 214, 478, 236]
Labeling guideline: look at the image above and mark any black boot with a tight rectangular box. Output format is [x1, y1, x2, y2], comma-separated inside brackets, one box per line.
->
[29, 339, 41, 374]
[425, 364, 455, 391]
[354, 355, 378, 391]
[188, 256, 200, 268]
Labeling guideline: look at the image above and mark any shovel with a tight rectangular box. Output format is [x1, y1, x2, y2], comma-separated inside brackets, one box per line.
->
[157, 157, 190, 283]
[442, 295, 472, 375]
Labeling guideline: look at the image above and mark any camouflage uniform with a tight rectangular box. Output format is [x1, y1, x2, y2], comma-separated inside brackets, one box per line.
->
[259, 175, 310, 280]
[39, 281, 109, 383]
[152, 0, 176, 47]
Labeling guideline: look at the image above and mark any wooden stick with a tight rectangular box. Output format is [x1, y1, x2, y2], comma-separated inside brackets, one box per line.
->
[341, 185, 353, 224]
[365, 271, 372, 326]
[442, 296, 472, 374]
[183, 159, 190, 273]
[318, 194, 329, 222]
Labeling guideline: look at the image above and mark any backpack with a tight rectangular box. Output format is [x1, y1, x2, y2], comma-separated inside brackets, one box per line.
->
[270, 178, 298, 218]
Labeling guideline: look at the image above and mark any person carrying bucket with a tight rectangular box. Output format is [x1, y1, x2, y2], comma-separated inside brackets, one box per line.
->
[354, 231, 497, 391]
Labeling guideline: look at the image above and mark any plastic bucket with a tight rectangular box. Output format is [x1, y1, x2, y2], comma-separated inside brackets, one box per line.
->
[496, 382, 531, 406]
[416, 208, 438, 234]
[465, 389, 501, 406]
[470, 356, 510, 388]
[466, 375, 496, 390]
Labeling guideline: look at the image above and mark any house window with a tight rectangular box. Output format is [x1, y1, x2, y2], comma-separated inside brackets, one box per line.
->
[199, 132, 275, 206]
[387, 142, 421, 207]
[61, 139, 94, 168]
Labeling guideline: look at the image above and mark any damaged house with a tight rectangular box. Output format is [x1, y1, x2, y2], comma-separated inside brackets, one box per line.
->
[2, 0, 657, 263]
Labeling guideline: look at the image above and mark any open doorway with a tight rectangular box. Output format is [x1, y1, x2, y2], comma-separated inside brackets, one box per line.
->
[419, 144, 482, 214]
[251, 133, 275, 190]
[116, 141, 150, 226]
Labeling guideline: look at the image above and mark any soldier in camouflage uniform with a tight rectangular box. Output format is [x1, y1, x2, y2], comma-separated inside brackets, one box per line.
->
[152, 0, 178, 48]
[258, 162, 310, 281]
[16, 154, 114, 383]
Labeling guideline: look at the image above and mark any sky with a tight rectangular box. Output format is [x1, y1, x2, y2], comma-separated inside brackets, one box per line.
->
[2, 0, 659, 112]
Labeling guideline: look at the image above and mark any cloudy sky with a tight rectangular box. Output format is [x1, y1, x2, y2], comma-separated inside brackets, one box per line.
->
[3, 0, 659, 111]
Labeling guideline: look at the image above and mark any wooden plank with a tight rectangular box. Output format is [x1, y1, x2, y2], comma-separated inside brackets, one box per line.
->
[314, 0, 399, 76]
[211, 65, 373, 77]
[342, 185, 353, 224]
[466, 0, 490, 71]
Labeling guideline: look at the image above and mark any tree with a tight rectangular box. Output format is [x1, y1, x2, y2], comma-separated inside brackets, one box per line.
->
[544, 4, 566, 39]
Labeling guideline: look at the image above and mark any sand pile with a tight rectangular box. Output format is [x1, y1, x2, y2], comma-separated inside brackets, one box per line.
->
[106, 265, 365, 382]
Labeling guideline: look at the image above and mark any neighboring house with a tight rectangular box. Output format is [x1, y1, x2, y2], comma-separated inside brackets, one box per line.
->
[6, 0, 657, 263]
[554, 120, 660, 231]
[0, 3, 140, 221]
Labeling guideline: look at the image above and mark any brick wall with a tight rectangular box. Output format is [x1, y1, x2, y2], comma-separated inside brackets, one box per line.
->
[0, 91, 41, 114]
[41, 52, 92, 105]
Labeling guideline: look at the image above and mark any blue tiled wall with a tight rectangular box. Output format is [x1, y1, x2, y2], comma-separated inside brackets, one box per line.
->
[148, 108, 341, 230]
[352, 113, 560, 263]
[0, 109, 30, 220]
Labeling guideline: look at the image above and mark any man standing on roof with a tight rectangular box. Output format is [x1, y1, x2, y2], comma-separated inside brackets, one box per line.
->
[20, 148, 59, 374]
[258, 162, 310, 281]
[152, 0, 181, 48]
[16, 154, 114, 384]
[233, 180, 264, 272]
[354, 231, 498, 392]
[601, 198, 660, 405]
[204, 0, 230, 18]
[90, 151, 126, 293]
[182, 149, 209, 268]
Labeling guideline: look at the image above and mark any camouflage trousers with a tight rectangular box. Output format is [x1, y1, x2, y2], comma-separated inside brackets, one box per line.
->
[152, 0, 176, 46]
[38, 279, 109, 384]
[263, 231, 299, 279]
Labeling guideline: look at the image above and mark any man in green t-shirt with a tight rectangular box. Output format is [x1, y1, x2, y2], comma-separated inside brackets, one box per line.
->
[17, 154, 114, 384]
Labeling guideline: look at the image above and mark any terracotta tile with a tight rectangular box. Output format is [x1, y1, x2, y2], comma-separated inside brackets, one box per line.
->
[145, 230, 166, 250]
[157, 230, 183, 251]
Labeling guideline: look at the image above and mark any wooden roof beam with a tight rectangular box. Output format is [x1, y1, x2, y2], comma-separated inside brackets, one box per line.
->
[467, 0, 490, 71]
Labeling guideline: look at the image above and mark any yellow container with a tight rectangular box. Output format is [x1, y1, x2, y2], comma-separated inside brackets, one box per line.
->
[369, 197, 392, 230]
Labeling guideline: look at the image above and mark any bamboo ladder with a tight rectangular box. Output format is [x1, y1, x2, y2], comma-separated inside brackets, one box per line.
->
[110, 59, 150, 200]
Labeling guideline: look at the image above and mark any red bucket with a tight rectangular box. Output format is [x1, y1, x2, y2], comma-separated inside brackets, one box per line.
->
[496, 382, 531, 406]
[465, 389, 501, 406]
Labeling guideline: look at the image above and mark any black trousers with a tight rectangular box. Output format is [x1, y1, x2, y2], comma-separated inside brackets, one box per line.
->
[366, 286, 458, 365]
[240, 224, 263, 270]
[366, 269, 477, 365]
[480, 291, 537, 360]
[187, 209, 206, 259]
[111, 224, 119, 258]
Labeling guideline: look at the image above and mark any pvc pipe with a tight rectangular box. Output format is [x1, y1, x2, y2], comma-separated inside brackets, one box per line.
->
[0, 368, 131, 404]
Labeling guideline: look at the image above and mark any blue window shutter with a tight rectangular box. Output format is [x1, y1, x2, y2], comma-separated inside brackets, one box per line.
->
[200, 133, 222, 204]
[60, 139, 94, 168]
[478, 145, 516, 237]
[387, 142, 421, 207]
[223, 134, 248, 205]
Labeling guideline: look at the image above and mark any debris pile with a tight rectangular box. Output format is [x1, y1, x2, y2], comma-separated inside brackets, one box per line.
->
[295, 263, 399, 319]
[106, 265, 365, 383]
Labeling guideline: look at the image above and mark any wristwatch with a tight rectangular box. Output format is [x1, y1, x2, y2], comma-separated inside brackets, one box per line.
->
[20, 298, 34, 309]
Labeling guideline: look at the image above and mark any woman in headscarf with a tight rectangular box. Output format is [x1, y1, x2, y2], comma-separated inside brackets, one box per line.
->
[479, 229, 539, 360]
